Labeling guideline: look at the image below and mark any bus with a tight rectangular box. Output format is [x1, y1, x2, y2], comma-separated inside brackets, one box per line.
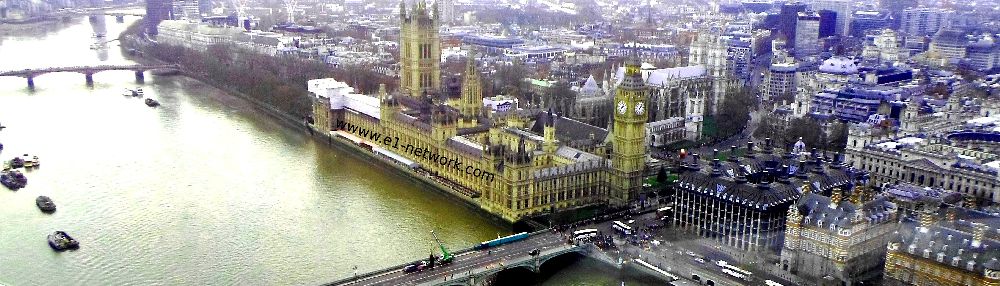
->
[473, 232, 529, 250]
[656, 205, 673, 217]
[722, 264, 752, 277]
[722, 269, 746, 280]
[612, 221, 632, 235]
[716, 260, 752, 279]
[573, 229, 599, 241]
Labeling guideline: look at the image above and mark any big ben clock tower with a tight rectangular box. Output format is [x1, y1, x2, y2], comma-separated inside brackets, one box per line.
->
[610, 53, 649, 206]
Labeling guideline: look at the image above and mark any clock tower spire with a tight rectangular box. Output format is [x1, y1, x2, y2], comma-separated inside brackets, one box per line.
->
[610, 52, 649, 206]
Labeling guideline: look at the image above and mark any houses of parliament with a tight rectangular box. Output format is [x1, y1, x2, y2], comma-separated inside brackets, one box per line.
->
[308, 0, 650, 222]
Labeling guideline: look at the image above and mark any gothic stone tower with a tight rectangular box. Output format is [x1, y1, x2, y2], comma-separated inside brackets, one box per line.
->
[399, 0, 441, 98]
[458, 55, 482, 128]
[610, 55, 649, 206]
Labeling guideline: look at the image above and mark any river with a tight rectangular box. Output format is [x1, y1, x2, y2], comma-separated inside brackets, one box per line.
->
[0, 16, 661, 286]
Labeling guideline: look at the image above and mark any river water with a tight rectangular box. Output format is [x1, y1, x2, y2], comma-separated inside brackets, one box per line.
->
[0, 16, 660, 286]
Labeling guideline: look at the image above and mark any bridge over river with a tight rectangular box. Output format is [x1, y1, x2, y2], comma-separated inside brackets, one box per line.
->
[0, 64, 179, 87]
[326, 230, 588, 286]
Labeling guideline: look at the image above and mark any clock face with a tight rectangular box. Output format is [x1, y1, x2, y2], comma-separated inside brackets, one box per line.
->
[634, 102, 645, 115]
[617, 101, 627, 115]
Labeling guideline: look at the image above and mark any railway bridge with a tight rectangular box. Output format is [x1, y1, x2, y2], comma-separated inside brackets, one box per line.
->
[326, 230, 588, 286]
[0, 64, 178, 87]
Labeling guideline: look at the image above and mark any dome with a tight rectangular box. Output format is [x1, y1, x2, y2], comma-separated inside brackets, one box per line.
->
[819, 56, 859, 74]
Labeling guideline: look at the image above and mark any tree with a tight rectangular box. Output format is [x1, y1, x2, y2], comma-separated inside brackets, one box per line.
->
[754, 114, 784, 143]
[784, 117, 825, 151]
[714, 87, 756, 140]
[827, 121, 848, 152]
[493, 61, 529, 100]
[656, 166, 667, 184]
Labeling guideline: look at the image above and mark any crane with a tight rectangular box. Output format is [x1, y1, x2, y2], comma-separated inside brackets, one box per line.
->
[431, 230, 454, 265]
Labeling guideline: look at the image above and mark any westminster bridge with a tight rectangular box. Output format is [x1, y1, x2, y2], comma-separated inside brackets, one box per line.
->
[325, 230, 589, 286]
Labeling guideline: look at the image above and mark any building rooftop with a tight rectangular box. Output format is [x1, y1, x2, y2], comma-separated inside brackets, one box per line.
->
[891, 209, 1000, 274]
[675, 147, 868, 209]
[529, 112, 609, 147]
[819, 56, 859, 74]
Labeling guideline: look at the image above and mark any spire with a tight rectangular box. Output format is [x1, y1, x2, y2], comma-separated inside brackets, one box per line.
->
[399, 0, 407, 19]
[645, 0, 653, 25]
[545, 108, 555, 127]
[624, 48, 641, 77]
[432, 0, 439, 20]
[465, 52, 477, 75]
[378, 83, 387, 101]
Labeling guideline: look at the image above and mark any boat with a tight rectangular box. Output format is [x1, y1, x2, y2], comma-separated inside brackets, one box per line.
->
[36, 196, 56, 213]
[0, 170, 28, 190]
[145, 98, 160, 107]
[22, 154, 39, 168]
[10, 157, 24, 168]
[47, 231, 79, 251]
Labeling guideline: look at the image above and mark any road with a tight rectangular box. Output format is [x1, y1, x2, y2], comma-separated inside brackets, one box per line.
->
[565, 211, 793, 286]
[335, 232, 570, 286]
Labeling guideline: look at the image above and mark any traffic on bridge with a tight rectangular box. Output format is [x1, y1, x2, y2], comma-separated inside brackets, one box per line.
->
[328, 231, 578, 286]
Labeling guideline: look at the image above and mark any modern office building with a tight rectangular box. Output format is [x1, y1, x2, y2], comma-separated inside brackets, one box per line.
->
[780, 2, 808, 44]
[851, 10, 892, 38]
[878, 0, 917, 28]
[145, 0, 174, 35]
[817, 10, 837, 38]
[929, 28, 970, 66]
[966, 34, 999, 72]
[795, 11, 821, 57]
[901, 7, 954, 36]
[811, 0, 851, 36]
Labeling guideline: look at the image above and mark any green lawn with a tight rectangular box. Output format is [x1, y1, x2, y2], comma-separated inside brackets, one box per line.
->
[702, 116, 718, 138]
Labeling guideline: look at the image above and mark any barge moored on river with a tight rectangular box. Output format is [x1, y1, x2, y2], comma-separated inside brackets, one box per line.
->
[36, 196, 56, 213]
[0, 170, 27, 190]
[47, 231, 79, 251]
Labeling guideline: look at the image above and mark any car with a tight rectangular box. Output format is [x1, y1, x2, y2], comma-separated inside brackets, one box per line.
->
[694, 258, 705, 264]
[686, 251, 697, 257]
[528, 248, 540, 256]
[403, 261, 428, 273]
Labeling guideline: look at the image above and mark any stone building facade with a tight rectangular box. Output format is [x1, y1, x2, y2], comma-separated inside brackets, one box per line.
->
[308, 2, 652, 222]
[781, 186, 899, 285]
[884, 208, 1000, 286]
